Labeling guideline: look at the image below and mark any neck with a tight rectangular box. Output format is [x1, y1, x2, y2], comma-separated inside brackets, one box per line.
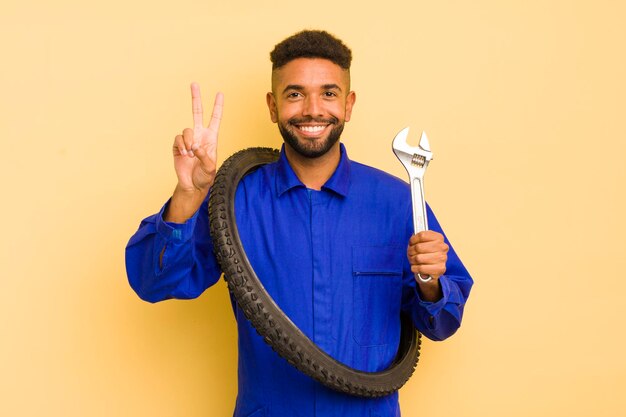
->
[283, 142, 341, 190]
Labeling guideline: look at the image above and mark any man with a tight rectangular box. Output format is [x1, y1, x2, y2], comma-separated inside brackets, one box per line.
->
[126, 30, 472, 417]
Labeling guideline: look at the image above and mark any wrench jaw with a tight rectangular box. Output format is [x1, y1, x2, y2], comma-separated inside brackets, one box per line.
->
[392, 127, 434, 178]
[392, 126, 433, 233]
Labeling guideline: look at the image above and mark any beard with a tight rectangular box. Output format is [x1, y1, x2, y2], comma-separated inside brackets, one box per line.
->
[278, 116, 345, 159]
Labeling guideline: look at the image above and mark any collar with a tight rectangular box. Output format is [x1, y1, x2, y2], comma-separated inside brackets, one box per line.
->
[275, 143, 351, 198]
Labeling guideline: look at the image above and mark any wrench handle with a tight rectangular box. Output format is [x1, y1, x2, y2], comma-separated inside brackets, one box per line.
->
[411, 177, 429, 233]
[411, 177, 432, 283]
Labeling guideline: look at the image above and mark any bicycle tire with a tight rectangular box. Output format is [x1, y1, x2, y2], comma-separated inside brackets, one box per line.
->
[208, 147, 421, 397]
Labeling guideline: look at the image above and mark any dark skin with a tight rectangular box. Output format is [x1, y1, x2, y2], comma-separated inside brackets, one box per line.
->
[164, 59, 448, 302]
[407, 231, 448, 301]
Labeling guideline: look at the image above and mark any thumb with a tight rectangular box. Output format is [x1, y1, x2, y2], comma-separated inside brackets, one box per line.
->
[191, 143, 216, 175]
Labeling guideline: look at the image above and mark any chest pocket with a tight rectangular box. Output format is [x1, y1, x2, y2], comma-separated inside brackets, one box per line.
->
[352, 246, 403, 347]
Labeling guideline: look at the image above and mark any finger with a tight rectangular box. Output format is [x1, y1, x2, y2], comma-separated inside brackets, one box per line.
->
[191, 82, 204, 129]
[410, 251, 448, 267]
[407, 242, 450, 257]
[173, 135, 187, 155]
[191, 143, 216, 178]
[409, 230, 444, 244]
[182, 128, 195, 157]
[408, 240, 449, 256]
[207, 92, 224, 135]
[173, 134, 187, 156]
[411, 264, 446, 278]
[410, 230, 444, 244]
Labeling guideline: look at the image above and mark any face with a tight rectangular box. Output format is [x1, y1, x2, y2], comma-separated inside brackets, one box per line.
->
[267, 58, 356, 159]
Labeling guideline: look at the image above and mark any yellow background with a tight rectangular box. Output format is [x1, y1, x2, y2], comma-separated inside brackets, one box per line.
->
[1, 0, 625, 416]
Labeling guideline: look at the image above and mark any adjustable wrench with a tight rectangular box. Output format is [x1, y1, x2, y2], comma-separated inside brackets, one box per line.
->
[392, 127, 434, 282]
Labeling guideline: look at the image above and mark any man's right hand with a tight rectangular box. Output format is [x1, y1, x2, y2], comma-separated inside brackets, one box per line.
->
[165, 83, 224, 223]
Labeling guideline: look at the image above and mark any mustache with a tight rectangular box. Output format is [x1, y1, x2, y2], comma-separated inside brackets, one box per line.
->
[288, 116, 339, 125]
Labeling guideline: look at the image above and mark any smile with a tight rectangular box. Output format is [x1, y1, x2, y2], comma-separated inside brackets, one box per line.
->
[297, 125, 328, 134]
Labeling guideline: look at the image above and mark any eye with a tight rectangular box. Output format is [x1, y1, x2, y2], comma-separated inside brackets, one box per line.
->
[323, 91, 337, 97]
[287, 92, 303, 99]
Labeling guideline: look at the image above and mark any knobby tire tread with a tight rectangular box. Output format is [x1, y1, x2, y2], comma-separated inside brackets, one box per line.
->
[208, 147, 421, 397]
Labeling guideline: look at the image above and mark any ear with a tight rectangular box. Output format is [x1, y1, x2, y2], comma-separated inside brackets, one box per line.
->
[344, 91, 356, 122]
[266, 92, 278, 123]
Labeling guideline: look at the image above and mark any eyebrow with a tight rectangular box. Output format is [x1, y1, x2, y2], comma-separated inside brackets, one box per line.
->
[282, 84, 343, 94]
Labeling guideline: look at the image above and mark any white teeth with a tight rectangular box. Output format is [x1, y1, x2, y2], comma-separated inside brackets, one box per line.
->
[299, 125, 325, 133]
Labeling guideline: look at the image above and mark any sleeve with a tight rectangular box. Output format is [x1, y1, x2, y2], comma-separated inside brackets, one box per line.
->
[124, 194, 222, 303]
[401, 202, 473, 341]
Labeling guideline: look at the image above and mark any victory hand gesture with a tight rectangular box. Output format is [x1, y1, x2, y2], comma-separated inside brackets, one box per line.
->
[173, 83, 223, 192]
[165, 83, 223, 223]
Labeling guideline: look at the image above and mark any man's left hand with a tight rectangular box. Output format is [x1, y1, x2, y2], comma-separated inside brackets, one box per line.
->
[407, 231, 449, 301]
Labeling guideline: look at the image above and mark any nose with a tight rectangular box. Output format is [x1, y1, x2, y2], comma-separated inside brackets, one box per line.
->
[303, 95, 323, 117]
